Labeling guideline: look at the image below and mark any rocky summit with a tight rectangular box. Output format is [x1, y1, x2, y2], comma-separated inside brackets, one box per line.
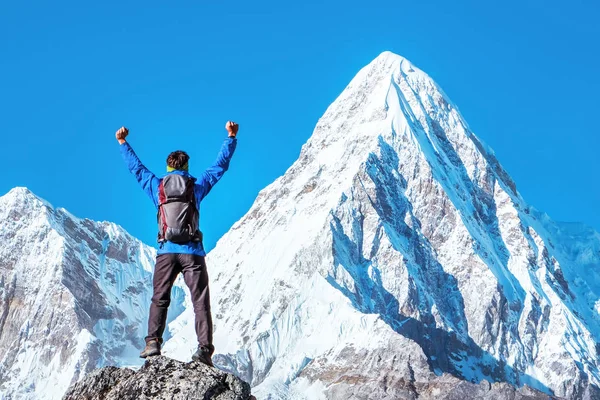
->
[62, 356, 253, 400]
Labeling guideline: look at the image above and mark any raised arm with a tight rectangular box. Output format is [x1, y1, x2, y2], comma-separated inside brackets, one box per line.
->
[116, 126, 160, 207]
[197, 121, 239, 200]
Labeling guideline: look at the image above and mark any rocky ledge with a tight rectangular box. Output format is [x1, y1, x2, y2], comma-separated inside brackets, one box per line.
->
[63, 356, 253, 400]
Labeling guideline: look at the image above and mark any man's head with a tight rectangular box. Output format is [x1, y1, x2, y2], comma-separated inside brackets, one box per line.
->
[166, 150, 190, 172]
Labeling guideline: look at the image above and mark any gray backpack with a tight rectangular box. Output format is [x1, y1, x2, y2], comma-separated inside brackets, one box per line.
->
[157, 174, 202, 244]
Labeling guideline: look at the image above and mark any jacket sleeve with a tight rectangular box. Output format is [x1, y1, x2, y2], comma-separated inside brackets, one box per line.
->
[196, 137, 237, 200]
[120, 142, 160, 207]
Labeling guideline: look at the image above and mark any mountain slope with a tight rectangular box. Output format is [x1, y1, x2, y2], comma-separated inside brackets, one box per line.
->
[0, 187, 186, 400]
[163, 52, 600, 399]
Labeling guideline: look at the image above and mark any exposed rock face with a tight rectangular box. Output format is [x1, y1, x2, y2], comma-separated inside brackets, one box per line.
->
[163, 52, 600, 399]
[297, 337, 563, 400]
[63, 356, 253, 400]
[0, 188, 186, 399]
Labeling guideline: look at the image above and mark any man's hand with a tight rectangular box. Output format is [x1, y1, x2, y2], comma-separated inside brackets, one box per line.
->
[226, 121, 239, 137]
[116, 126, 129, 144]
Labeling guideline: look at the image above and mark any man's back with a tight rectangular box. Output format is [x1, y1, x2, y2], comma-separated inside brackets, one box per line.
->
[157, 173, 202, 244]
[117, 123, 238, 256]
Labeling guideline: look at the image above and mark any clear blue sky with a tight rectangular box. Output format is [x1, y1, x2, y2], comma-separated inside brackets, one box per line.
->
[1, 0, 598, 250]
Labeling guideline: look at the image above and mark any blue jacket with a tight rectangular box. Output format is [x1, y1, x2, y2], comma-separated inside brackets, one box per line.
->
[120, 137, 237, 256]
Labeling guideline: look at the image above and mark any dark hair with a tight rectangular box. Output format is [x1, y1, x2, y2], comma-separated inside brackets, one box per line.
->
[166, 150, 190, 170]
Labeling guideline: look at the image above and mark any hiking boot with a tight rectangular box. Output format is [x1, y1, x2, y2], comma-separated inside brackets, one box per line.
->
[140, 339, 161, 358]
[192, 346, 214, 367]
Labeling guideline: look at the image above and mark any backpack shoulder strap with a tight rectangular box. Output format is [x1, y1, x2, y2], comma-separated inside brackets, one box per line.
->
[184, 176, 196, 205]
[158, 179, 167, 206]
[157, 179, 168, 242]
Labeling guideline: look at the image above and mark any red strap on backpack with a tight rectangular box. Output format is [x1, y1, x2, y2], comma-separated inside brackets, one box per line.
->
[157, 180, 168, 242]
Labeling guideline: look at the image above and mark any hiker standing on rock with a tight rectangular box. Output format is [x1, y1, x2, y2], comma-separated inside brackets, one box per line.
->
[116, 121, 239, 366]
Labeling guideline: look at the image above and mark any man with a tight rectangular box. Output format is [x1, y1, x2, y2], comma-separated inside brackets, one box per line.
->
[116, 121, 238, 366]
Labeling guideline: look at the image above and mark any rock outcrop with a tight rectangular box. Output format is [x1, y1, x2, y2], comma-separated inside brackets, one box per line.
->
[63, 356, 253, 400]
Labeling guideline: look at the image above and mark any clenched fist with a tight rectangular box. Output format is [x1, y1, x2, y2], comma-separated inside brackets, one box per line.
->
[226, 121, 239, 137]
[116, 126, 129, 144]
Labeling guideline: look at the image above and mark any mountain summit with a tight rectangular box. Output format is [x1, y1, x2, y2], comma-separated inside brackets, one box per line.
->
[163, 52, 600, 399]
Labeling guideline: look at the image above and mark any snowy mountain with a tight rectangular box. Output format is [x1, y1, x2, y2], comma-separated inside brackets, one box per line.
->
[0, 187, 186, 400]
[163, 52, 600, 399]
[1, 51, 599, 400]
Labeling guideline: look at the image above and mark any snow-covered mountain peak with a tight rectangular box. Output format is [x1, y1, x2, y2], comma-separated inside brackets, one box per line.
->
[4, 186, 37, 198]
[354, 50, 425, 82]
[284, 49, 502, 204]
[166, 52, 600, 399]
[1, 186, 53, 211]
[0, 187, 186, 400]
[0, 186, 149, 256]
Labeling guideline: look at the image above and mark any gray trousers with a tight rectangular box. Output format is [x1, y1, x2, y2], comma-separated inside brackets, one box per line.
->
[145, 253, 214, 354]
